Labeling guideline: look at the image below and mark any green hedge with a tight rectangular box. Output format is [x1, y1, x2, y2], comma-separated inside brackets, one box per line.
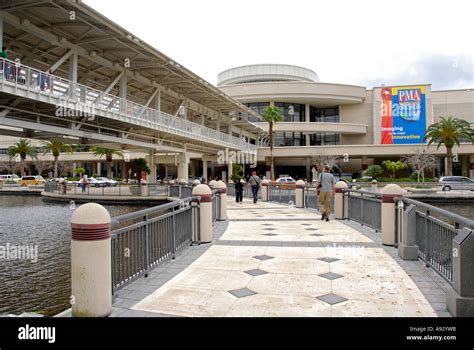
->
[356, 177, 436, 183]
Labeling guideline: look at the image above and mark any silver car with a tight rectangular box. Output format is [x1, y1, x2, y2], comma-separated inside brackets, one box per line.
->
[438, 176, 474, 191]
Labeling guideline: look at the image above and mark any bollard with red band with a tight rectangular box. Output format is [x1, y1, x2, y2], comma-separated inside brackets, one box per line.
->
[192, 184, 213, 243]
[334, 181, 348, 219]
[70, 203, 112, 317]
[215, 180, 227, 220]
[380, 184, 406, 246]
[261, 179, 270, 202]
[295, 180, 305, 208]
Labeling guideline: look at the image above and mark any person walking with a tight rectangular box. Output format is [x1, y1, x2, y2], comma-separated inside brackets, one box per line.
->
[316, 166, 336, 222]
[248, 171, 261, 204]
[80, 175, 88, 193]
[234, 178, 244, 204]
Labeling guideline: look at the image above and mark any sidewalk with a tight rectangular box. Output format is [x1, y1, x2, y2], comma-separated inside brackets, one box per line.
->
[113, 197, 446, 317]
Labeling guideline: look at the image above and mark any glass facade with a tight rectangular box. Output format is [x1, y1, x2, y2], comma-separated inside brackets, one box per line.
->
[274, 132, 304, 147]
[274, 102, 305, 122]
[309, 133, 341, 146]
[245, 102, 269, 122]
[310, 106, 340, 123]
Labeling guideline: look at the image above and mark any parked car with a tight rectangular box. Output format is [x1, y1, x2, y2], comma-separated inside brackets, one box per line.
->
[437, 176, 474, 191]
[96, 177, 118, 187]
[0, 174, 20, 183]
[272, 176, 296, 188]
[19, 175, 45, 187]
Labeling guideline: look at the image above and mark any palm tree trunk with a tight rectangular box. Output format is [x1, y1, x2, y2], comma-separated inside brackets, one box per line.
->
[20, 157, 25, 177]
[269, 121, 274, 180]
[106, 161, 112, 179]
[446, 147, 453, 176]
[54, 156, 59, 178]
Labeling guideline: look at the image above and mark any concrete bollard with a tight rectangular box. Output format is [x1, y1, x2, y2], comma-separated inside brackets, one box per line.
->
[295, 180, 305, 208]
[334, 181, 348, 219]
[398, 203, 419, 260]
[192, 179, 201, 187]
[380, 184, 406, 246]
[261, 179, 270, 202]
[215, 180, 227, 221]
[351, 179, 358, 190]
[208, 180, 217, 190]
[192, 184, 213, 243]
[371, 179, 378, 192]
[70, 203, 112, 317]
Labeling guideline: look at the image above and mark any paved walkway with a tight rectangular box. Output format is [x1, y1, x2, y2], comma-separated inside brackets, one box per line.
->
[111, 197, 451, 317]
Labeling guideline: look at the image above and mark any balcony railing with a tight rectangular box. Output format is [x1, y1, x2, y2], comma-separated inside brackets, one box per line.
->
[0, 58, 256, 151]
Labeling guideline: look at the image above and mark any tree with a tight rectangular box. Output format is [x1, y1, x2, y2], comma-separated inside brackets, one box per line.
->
[92, 147, 124, 179]
[423, 117, 474, 176]
[382, 160, 407, 179]
[402, 150, 436, 182]
[134, 158, 150, 184]
[74, 167, 86, 177]
[365, 165, 384, 179]
[261, 106, 284, 180]
[41, 139, 73, 178]
[33, 160, 53, 177]
[312, 151, 341, 173]
[7, 139, 38, 177]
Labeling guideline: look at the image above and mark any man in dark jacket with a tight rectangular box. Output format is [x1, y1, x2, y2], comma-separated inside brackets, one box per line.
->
[234, 178, 243, 204]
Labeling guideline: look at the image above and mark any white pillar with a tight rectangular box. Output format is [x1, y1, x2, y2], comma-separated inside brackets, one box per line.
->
[203, 161, 208, 182]
[380, 184, 406, 246]
[177, 153, 189, 181]
[70, 203, 112, 317]
[261, 179, 269, 202]
[227, 162, 233, 182]
[305, 103, 310, 146]
[96, 162, 101, 177]
[334, 181, 348, 219]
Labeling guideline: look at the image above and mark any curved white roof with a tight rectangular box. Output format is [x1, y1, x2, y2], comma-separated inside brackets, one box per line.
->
[218, 64, 319, 86]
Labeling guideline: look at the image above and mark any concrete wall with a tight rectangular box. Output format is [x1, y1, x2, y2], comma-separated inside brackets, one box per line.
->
[432, 89, 474, 122]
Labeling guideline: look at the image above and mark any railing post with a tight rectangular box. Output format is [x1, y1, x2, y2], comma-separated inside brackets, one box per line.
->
[215, 180, 227, 221]
[380, 184, 406, 246]
[70, 203, 112, 317]
[295, 180, 305, 208]
[172, 207, 177, 259]
[192, 184, 213, 243]
[446, 228, 474, 317]
[398, 203, 419, 260]
[261, 179, 270, 202]
[334, 181, 348, 219]
[144, 214, 150, 273]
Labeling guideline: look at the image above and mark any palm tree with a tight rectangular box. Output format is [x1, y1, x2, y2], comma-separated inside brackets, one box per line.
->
[134, 158, 150, 184]
[261, 106, 284, 180]
[382, 160, 407, 179]
[41, 139, 74, 178]
[92, 147, 124, 179]
[423, 117, 474, 176]
[7, 139, 38, 177]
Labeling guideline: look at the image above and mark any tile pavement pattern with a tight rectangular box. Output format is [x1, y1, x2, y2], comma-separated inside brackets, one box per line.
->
[111, 198, 450, 317]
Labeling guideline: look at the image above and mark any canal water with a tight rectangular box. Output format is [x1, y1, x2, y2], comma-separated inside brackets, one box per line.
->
[0, 195, 149, 316]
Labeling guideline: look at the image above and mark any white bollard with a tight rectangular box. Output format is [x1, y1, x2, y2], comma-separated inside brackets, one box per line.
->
[215, 180, 227, 221]
[192, 184, 213, 243]
[208, 180, 217, 190]
[334, 181, 348, 219]
[380, 184, 406, 246]
[261, 179, 270, 202]
[192, 179, 201, 187]
[295, 180, 305, 208]
[70, 203, 112, 317]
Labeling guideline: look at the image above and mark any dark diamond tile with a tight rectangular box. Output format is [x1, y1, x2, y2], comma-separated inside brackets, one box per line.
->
[318, 257, 340, 263]
[263, 228, 276, 231]
[244, 269, 268, 277]
[317, 293, 348, 305]
[228, 288, 257, 298]
[310, 233, 324, 237]
[319, 272, 344, 280]
[301, 223, 312, 226]
[262, 233, 278, 236]
[253, 255, 274, 261]
[306, 228, 319, 231]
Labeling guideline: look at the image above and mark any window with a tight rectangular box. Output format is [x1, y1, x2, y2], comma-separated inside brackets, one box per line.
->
[275, 102, 305, 122]
[310, 107, 340, 123]
[273, 132, 304, 147]
[309, 133, 340, 146]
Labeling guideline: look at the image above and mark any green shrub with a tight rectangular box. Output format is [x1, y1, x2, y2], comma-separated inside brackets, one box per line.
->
[365, 165, 384, 178]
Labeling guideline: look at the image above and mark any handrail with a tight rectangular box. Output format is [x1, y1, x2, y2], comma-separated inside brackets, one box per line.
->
[397, 197, 474, 229]
[111, 196, 196, 226]
[343, 189, 382, 198]
[0, 58, 255, 151]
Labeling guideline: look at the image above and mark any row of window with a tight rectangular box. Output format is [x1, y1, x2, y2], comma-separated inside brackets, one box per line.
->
[273, 132, 341, 147]
[245, 102, 340, 123]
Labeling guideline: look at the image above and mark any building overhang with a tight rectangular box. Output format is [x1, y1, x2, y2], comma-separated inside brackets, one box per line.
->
[255, 122, 367, 135]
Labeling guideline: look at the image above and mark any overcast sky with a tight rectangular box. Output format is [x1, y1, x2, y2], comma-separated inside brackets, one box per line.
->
[85, 0, 474, 90]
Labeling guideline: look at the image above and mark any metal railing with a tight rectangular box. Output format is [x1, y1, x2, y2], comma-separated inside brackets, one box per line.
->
[343, 189, 382, 232]
[43, 181, 169, 197]
[169, 184, 193, 199]
[110, 197, 199, 291]
[397, 197, 474, 284]
[268, 184, 295, 205]
[0, 58, 255, 151]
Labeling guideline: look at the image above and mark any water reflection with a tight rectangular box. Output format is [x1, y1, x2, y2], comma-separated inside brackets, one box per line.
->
[0, 195, 148, 316]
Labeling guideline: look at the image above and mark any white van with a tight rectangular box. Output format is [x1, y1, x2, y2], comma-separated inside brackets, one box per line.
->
[0, 174, 20, 183]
